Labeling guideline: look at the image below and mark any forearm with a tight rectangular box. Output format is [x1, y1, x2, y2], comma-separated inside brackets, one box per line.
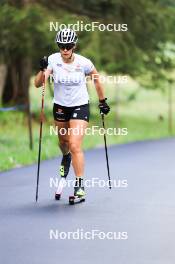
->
[34, 71, 45, 88]
[34, 69, 52, 88]
[94, 79, 105, 101]
[89, 69, 105, 100]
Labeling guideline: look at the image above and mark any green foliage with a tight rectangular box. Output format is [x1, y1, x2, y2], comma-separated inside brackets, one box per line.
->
[0, 4, 55, 63]
[1, 78, 175, 171]
[0, 0, 175, 84]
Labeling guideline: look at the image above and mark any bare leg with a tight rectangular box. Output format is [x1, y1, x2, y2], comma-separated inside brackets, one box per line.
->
[54, 121, 70, 197]
[54, 121, 69, 154]
[69, 119, 88, 177]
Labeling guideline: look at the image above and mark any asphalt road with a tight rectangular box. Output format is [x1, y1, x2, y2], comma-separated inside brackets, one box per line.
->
[0, 138, 175, 264]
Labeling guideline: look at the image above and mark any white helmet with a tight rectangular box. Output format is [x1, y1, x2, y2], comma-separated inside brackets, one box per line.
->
[55, 29, 78, 44]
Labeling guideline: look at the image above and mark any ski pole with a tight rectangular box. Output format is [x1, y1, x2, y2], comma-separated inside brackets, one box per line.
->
[101, 113, 111, 189]
[35, 76, 45, 202]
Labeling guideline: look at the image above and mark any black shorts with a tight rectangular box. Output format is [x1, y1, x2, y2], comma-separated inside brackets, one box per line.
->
[53, 103, 90, 122]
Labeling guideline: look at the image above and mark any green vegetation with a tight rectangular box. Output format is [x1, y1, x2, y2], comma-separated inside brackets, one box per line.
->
[0, 1, 175, 171]
[0, 76, 174, 171]
[0, 1, 175, 105]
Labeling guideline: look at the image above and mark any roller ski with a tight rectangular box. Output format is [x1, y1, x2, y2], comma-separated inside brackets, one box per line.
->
[55, 152, 71, 200]
[69, 186, 86, 205]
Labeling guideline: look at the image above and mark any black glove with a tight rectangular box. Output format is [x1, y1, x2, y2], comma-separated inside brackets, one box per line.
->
[39, 56, 48, 71]
[98, 98, 110, 115]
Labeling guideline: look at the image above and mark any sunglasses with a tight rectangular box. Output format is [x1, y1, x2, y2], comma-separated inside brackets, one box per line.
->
[57, 43, 75, 50]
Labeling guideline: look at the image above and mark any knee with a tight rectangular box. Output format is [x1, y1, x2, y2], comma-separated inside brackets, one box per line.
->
[59, 138, 69, 149]
[69, 141, 81, 154]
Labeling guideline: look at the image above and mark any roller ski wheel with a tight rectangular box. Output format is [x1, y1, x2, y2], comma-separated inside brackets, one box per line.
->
[55, 193, 61, 200]
[69, 195, 85, 205]
[69, 187, 86, 205]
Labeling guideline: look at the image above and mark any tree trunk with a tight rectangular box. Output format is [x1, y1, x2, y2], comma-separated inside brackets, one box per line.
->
[0, 64, 7, 104]
[18, 57, 32, 104]
[2, 65, 15, 105]
[115, 85, 120, 128]
[168, 84, 173, 134]
[2, 57, 32, 105]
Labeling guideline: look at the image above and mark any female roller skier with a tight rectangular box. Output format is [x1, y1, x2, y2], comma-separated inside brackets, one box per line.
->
[34, 29, 110, 199]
